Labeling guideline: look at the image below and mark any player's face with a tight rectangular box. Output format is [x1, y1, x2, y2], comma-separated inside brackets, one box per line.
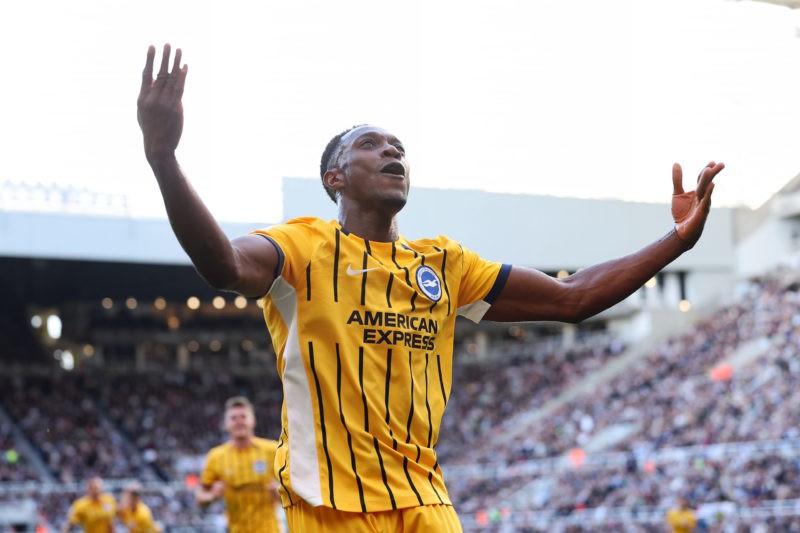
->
[224, 405, 255, 439]
[333, 125, 410, 209]
[87, 477, 102, 496]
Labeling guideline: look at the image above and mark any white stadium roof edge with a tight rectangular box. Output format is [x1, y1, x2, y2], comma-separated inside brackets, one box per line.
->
[747, 0, 800, 8]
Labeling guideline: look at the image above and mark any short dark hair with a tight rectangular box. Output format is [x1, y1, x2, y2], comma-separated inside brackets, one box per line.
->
[224, 396, 254, 412]
[124, 481, 142, 495]
[319, 125, 365, 203]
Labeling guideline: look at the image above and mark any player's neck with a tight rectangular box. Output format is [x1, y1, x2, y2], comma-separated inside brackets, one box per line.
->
[231, 435, 253, 450]
[338, 209, 399, 242]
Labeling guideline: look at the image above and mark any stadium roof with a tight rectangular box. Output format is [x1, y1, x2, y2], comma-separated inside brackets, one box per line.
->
[746, 0, 800, 8]
[0, 178, 737, 308]
[0, 256, 218, 308]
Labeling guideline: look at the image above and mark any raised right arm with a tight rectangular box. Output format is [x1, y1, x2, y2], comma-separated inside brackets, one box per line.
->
[137, 44, 277, 296]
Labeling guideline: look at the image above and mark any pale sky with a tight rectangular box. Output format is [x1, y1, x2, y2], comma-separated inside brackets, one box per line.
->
[3, 0, 800, 223]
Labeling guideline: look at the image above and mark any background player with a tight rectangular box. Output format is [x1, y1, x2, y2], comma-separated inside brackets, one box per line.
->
[138, 44, 723, 532]
[116, 481, 160, 533]
[195, 396, 281, 533]
[665, 495, 698, 533]
[61, 476, 116, 533]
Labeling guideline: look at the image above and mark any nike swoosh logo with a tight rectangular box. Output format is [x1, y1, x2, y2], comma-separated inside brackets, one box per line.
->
[346, 264, 379, 276]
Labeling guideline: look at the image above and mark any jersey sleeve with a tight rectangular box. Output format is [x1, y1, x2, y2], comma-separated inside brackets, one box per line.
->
[67, 501, 82, 524]
[200, 449, 221, 487]
[141, 504, 154, 527]
[266, 440, 279, 481]
[250, 217, 321, 286]
[455, 244, 511, 323]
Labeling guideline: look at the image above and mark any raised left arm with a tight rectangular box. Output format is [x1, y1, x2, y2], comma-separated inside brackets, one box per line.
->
[483, 161, 724, 323]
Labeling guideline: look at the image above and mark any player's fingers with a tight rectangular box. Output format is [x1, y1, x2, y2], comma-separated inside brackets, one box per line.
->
[156, 43, 172, 79]
[706, 181, 715, 199]
[709, 161, 725, 178]
[672, 163, 684, 195]
[696, 162, 724, 198]
[174, 64, 188, 100]
[696, 182, 714, 215]
[694, 161, 715, 197]
[140, 45, 156, 93]
[171, 48, 182, 76]
[697, 162, 715, 183]
[166, 49, 188, 100]
[695, 166, 711, 199]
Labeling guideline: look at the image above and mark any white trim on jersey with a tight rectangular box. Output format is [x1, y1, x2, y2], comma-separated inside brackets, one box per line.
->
[269, 276, 324, 506]
[457, 300, 491, 323]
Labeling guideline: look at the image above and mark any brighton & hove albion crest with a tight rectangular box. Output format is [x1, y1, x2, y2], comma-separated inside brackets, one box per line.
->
[415, 266, 442, 302]
[253, 460, 267, 474]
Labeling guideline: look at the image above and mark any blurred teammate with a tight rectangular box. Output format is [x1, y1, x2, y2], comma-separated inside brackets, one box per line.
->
[61, 476, 116, 533]
[138, 44, 724, 532]
[196, 396, 281, 533]
[666, 495, 698, 533]
[116, 481, 160, 533]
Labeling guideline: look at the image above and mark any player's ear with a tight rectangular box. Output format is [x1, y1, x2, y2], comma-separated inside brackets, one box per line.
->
[324, 168, 344, 193]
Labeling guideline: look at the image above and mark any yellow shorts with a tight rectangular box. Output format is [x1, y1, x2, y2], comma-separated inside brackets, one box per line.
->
[285, 499, 463, 533]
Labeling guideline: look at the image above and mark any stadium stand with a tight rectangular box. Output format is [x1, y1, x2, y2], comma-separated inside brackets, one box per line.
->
[0, 420, 39, 483]
[4, 265, 799, 532]
[4, 176, 800, 531]
[444, 264, 800, 531]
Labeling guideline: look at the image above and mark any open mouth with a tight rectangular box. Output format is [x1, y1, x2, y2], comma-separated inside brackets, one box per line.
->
[380, 162, 405, 177]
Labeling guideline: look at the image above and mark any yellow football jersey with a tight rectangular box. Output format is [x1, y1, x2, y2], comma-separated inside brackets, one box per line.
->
[201, 437, 280, 533]
[67, 493, 116, 533]
[118, 502, 157, 533]
[255, 217, 510, 512]
[666, 508, 697, 533]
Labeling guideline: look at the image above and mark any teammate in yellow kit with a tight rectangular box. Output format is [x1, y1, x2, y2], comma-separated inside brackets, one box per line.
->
[116, 481, 160, 533]
[666, 496, 697, 533]
[62, 477, 116, 533]
[138, 44, 723, 532]
[196, 396, 281, 533]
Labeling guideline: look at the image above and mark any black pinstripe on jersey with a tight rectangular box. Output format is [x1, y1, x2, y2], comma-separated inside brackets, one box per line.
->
[257, 217, 508, 512]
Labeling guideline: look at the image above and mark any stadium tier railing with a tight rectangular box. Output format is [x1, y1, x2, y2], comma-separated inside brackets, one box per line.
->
[0, 180, 129, 215]
[444, 437, 800, 483]
[459, 498, 800, 531]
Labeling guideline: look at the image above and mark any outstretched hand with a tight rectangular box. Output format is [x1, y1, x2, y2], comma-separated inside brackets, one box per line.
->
[671, 161, 724, 249]
[137, 44, 187, 164]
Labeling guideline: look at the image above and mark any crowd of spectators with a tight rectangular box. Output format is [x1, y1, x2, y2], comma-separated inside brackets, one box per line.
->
[1, 375, 155, 483]
[0, 423, 38, 483]
[438, 331, 625, 463]
[444, 266, 800, 530]
[1, 366, 284, 485]
[3, 265, 800, 530]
